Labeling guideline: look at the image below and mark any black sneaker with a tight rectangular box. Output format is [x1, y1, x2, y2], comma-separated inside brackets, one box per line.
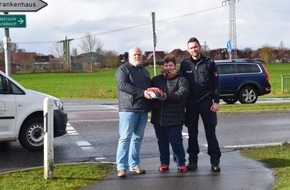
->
[211, 165, 221, 172]
[186, 163, 197, 171]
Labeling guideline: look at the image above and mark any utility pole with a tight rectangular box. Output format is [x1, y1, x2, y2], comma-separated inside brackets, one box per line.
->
[222, 0, 239, 59]
[58, 36, 73, 71]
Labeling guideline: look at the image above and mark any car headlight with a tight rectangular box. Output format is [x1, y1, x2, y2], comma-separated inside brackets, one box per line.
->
[54, 100, 64, 111]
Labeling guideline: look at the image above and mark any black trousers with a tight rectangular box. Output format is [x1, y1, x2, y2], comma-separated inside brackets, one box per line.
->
[185, 98, 221, 166]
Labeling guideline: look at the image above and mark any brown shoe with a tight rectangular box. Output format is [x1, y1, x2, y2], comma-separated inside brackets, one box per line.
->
[117, 169, 126, 177]
[130, 166, 146, 174]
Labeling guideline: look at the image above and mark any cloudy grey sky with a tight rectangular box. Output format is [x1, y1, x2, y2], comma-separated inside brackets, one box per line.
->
[5, 0, 290, 55]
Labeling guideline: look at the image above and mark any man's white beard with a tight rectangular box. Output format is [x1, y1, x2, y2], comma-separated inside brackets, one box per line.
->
[131, 59, 142, 66]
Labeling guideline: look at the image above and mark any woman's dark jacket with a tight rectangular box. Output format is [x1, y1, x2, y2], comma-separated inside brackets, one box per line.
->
[115, 62, 152, 112]
[150, 73, 189, 127]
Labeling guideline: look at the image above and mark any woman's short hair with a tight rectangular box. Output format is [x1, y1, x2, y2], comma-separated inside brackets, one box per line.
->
[163, 55, 176, 65]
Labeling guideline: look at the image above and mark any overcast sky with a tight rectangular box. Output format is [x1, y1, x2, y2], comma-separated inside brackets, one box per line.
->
[4, 0, 290, 55]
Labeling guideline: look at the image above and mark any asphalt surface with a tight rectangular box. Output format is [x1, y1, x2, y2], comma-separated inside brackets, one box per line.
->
[81, 151, 274, 190]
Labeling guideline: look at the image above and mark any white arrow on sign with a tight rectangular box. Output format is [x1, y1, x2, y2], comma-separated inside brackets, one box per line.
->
[18, 18, 24, 25]
[0, 0, 47, 12]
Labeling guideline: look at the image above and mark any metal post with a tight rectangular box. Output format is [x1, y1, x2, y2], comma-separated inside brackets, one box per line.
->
[3, 12, 11, 76]
[151, 12, 157, 76]
[281, 75, 283, 93]
[44, 97, 54, 179]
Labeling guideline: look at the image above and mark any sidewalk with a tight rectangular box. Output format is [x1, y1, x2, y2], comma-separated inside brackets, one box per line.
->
[81, 151, 274, 190]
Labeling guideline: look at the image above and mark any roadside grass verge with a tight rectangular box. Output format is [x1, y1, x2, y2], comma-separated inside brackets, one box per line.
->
[0, 163, 114, 190]
[241, 142, 290, 190]
[219, 102, 290, 112]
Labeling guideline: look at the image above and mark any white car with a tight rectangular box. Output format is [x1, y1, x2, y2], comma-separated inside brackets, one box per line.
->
[0, 71, 67, 151]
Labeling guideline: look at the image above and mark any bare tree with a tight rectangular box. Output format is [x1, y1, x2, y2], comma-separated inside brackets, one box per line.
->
[0, 42, 24, 52]
[278, 40, 285, 50]
[50, 42, 63, 57]
[243, 47, 253, 58]
[103, 50, 120, 68]
[71, 48, 78, 56]
[79, 32, 103, 53]
[260, 45, 276, 63]
[201, 41, 210, 57]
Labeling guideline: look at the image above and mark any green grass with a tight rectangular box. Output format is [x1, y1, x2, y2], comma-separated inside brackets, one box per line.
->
[264, 63, 290, 97]
[12, 69, 118, 99]
[219, 102, 290, 112]
[0, 163, 114, 190]
[11, 63, 290, 99]
[241, 143, 290, 190]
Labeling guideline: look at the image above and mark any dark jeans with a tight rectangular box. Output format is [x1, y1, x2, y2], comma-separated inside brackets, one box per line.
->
[154, 124, 186, 166]
[185, 98, 221, 166]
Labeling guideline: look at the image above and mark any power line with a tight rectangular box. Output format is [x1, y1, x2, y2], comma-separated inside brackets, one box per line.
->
[15, 6, 223, 45]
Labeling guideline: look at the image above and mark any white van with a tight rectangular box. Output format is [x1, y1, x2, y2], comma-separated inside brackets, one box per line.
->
[0, 71, 67, 151]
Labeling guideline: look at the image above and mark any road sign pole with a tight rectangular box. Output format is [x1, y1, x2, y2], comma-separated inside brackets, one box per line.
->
[3, 12, 11, 76]
[151, 12, 157, 76]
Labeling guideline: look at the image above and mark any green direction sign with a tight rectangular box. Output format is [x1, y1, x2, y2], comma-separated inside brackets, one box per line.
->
[0, 15, 26, 28]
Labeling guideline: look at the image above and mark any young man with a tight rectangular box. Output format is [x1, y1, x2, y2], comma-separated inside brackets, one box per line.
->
[115, 47, 152, 177]
[180, 37, 221, 172]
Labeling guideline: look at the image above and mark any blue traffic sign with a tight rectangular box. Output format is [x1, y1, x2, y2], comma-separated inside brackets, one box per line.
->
[227, 41, 232, 53]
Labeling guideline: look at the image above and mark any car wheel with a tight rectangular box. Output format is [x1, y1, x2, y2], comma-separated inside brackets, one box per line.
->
[239, 86, 258, 104]
[19, 117, 44, 151]
[222, 98, 238, 104]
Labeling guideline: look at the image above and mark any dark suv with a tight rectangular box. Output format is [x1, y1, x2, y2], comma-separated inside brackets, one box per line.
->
[215, 59, 271, 104]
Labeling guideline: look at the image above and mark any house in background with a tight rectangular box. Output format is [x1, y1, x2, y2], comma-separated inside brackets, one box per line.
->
[0, 52, 38, 74]
[71, 52, 104, 72]
[167, 49, 189, 67]
[144, 51, 166, 64]
[276, 49, 290, 62]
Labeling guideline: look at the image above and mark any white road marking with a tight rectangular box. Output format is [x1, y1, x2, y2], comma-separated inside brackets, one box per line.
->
[182, 131, 289, 149]
[67, 123, 105, 153]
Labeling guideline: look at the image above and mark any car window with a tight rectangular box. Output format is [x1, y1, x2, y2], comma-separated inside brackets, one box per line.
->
[236, 64, 261, 73]
[217, 64, 236, 74]
[11, 82, 24, 94]
[0, 76, 24, 95]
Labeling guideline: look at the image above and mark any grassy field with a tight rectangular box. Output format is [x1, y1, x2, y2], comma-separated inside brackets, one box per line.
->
[11, 63, 290, 99]
[12, 69, 118, 99]
[264, 63, 290, 96]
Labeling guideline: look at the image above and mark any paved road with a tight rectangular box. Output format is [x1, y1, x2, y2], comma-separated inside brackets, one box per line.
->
[1, 98, 289, 176]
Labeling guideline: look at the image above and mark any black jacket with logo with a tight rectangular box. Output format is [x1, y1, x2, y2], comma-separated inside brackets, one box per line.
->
[115, 62, 152, 112]
[180, 54, 220, 103]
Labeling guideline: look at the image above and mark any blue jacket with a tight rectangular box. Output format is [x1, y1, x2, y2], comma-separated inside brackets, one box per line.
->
[115, 62, 152, 112]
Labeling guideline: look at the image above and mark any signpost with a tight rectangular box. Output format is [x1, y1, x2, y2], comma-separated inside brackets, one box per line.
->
[0, 0, 47, 76]
[0, 0, 47, 12]
[0, 15, 26, 28]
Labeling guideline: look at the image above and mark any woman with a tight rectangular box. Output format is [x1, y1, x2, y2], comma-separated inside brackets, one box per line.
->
[150, 55, 189, 172]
